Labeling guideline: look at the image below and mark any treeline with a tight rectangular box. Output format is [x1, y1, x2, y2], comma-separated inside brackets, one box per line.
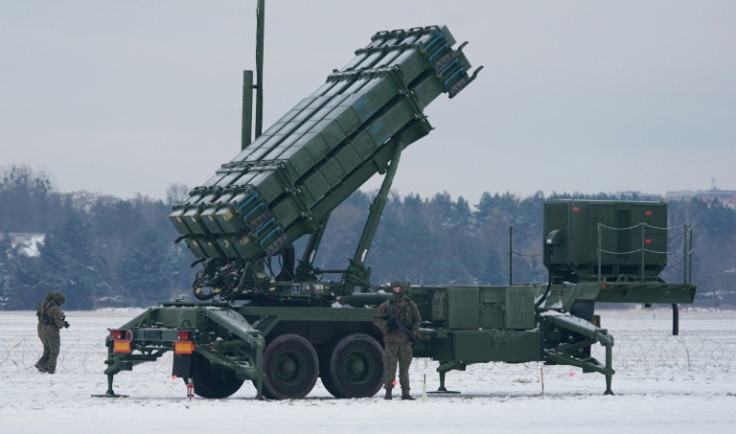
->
[0, 166, 194, 309]
[1, 166, 734, 309]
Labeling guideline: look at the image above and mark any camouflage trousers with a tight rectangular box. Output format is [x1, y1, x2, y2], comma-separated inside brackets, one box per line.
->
[382, 342, 413, 391]
[37, 323, 61, 374]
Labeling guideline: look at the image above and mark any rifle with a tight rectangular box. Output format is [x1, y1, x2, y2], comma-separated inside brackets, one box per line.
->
[384, 309, 419, 344]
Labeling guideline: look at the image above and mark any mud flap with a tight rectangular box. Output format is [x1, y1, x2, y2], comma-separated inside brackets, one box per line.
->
[172, 354, 192, 378]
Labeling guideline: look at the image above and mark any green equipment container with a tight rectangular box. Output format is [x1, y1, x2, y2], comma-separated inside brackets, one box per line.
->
[427, 286, 536, 330]
[544, 199, 668, 281]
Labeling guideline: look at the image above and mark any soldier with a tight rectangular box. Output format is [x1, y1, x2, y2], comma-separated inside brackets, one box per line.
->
[373, 280, 421, 400]
[35, 291, 69, 374]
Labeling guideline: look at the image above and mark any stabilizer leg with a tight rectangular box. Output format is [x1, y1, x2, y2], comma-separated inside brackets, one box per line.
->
[91, 373, 128, 398]
[428, 362, 462, 395]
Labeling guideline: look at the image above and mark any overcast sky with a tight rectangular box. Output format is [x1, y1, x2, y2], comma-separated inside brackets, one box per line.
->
[1, 1, 734, 203]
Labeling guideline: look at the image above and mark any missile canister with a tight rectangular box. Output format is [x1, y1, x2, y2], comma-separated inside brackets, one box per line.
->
[170, 25, 477, 261]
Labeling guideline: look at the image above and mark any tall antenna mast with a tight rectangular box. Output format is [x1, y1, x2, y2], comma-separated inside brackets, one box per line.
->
[255, 0, 264, 139]
[241, 0, 265, 150]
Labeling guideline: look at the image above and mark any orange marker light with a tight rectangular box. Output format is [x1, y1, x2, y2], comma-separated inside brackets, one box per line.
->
[174, 341, 195, 355]
[113, 341, 131, 354]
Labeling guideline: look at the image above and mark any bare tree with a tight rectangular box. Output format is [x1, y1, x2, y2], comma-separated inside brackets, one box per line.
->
[165, 183, 190, 206]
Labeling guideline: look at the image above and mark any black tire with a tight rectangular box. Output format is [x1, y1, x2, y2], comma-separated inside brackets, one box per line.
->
[263, 334, 319, 400]
[325, 333, 384, 398]
[190, 352, 245, 399]
[319, 340, 341, 397]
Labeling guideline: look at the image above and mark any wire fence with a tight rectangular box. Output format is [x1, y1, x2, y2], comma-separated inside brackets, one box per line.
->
[608, 336, 733, 371]
[0, 335, 111, 374]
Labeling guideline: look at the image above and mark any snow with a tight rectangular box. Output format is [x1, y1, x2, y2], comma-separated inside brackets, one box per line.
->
[7, 233, 45, 258]
[1, 308, 735, 433]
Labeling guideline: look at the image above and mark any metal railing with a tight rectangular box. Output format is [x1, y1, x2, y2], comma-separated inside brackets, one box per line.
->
[596, 223, 694, 284]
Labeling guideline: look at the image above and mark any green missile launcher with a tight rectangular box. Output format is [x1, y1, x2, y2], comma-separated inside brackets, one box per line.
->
[170, 26, 479, 262]
[102, 10, 696, 401]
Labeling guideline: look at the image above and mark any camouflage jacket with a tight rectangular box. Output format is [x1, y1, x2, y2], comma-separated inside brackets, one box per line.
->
[373, 294, 421, 344]
[36, 300, 65, 329]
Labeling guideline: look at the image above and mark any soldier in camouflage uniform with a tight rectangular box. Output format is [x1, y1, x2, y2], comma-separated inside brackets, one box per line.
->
[373, 280, 421, 400]
[35, 292, 69, 374]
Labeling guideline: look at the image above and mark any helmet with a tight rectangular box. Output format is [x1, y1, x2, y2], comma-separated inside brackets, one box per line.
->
[390, 280, 404, 295]
[51, 292, 66, 305]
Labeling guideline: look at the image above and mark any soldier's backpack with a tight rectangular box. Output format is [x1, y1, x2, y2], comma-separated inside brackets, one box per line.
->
[36, 299, 54, 325]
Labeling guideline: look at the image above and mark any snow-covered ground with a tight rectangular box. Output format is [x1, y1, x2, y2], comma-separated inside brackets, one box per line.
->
[1, 308, 734, 433]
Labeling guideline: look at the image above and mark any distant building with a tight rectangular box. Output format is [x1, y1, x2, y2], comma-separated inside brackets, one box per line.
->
[666, 188, 736, 208]
[615, 191, 663, 200]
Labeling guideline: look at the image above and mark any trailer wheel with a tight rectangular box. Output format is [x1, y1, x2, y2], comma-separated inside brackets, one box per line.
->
[263, 334, 318, 399]
[190, 352, 244, 399]
[319, 340, 340, 397]
[324, 333, 384, 398]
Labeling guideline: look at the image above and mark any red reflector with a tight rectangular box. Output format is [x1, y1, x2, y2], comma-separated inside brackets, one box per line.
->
[645, 239, 652, 244]
[573, 206, 580, 212]
[110, 330, 132, 342]
[113, 340, 131, 354]
[645, 210, 652, 216]
[177, 331, 191, 340]
[174, 341, 194, 355]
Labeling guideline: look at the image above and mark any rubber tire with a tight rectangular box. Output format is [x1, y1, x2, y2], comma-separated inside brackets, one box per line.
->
[319, 341, 341, 397]
[263, 334, 319, 400]
[190, 352, 245, 399]
[325, 333, 384, 398]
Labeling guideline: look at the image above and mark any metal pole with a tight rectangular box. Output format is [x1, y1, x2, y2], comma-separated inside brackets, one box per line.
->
[241, 70, 253, 150]
[597, 223, 602, 282]
[682, 224, 687, 284]
[672, 303, 679, 336]
[255, 0, 265, 139]
[640, 223, 645, 281]
[688, 224, 693, 284]
[508, 226, 513, 285]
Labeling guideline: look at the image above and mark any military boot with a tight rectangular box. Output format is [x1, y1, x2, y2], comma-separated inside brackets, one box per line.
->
[384, 388, 392, 400]
[401, 389, 414, 400]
